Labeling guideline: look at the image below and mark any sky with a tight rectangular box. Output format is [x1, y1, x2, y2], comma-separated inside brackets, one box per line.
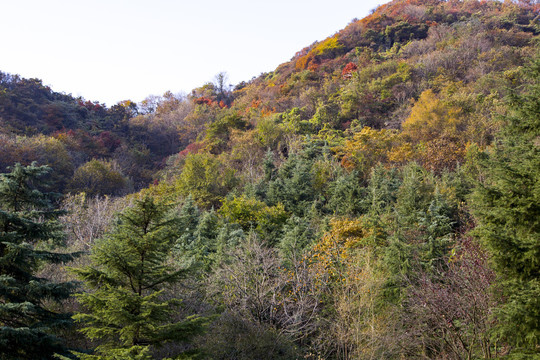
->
[1, 0, 390, 106]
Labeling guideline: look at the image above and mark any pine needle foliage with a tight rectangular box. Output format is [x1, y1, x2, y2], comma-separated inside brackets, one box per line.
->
[0, 163, 77, 359]
[72, 196, 207, 359]
[472, 55, 540, 357]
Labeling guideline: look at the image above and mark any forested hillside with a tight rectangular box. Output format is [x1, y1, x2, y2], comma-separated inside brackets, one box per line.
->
[1, 0, 539, 359]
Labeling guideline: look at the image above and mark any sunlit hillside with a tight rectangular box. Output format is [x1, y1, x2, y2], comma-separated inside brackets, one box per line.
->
[1, 0, 539, 358]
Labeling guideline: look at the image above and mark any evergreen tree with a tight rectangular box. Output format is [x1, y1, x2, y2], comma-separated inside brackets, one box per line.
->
[262, 149, 276, 183]
[192, 210, 219, 270]
[278, 216, 314, 267]
[365, 164, 401, 216]
[72, 196, 206, 359]
[327, 170, 366, 216]
[177, 195, 200, 246]
[472, 57, 540, 356]
[0, 163, 76, 359]
[267, 155, 315, 216]
[418, 190, 454, 272]
[214, 221, 245, 264]
[394, 163, 434, 229]
[173, 195, 201, 266]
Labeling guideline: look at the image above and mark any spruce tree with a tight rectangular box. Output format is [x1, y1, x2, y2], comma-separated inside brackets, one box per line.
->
[278, 215, 314, 267]
[176, 195, 200, 249]
[267, 155, 315, 216]
[327, 170, 366, 216]
[365, 164, 401, 216]
[214, 221, 245, 263]
[0, 163, 76, 359]
[472, 57, 540, 356]
[192, 210, 219, 270]
[262, 149, 276, 183]
[72, 196, 206, 359]
[173, 195, 201, 266]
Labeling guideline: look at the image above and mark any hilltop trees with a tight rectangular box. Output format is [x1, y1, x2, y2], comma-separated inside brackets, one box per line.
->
[0, 163, 77, 359]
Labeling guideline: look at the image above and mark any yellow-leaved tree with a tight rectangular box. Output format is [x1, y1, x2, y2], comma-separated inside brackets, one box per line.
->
[333, 127, 402, 178]
[309, 217, 395, 359]
[401, 89, 467, 172]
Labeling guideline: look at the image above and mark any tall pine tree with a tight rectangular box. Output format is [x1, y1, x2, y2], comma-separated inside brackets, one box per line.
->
[72, 196, 207, 359]
[0, 163, 76, 359]
[472, 56, 540, 356]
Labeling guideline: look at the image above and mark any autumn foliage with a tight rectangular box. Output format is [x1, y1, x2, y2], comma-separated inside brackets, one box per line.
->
[0, 0, 539, 358]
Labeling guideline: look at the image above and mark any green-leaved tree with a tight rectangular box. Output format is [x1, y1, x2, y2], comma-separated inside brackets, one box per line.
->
[72, 196, 207, 359]
[0, 163, 77, 359]
[472, 56, 540, 357]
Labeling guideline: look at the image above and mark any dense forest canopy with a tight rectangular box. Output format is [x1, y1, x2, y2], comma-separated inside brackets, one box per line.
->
[0, 0, 539, 358]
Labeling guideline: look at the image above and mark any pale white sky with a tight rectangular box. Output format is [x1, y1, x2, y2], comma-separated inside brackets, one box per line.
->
[1, 0, 390, 106]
